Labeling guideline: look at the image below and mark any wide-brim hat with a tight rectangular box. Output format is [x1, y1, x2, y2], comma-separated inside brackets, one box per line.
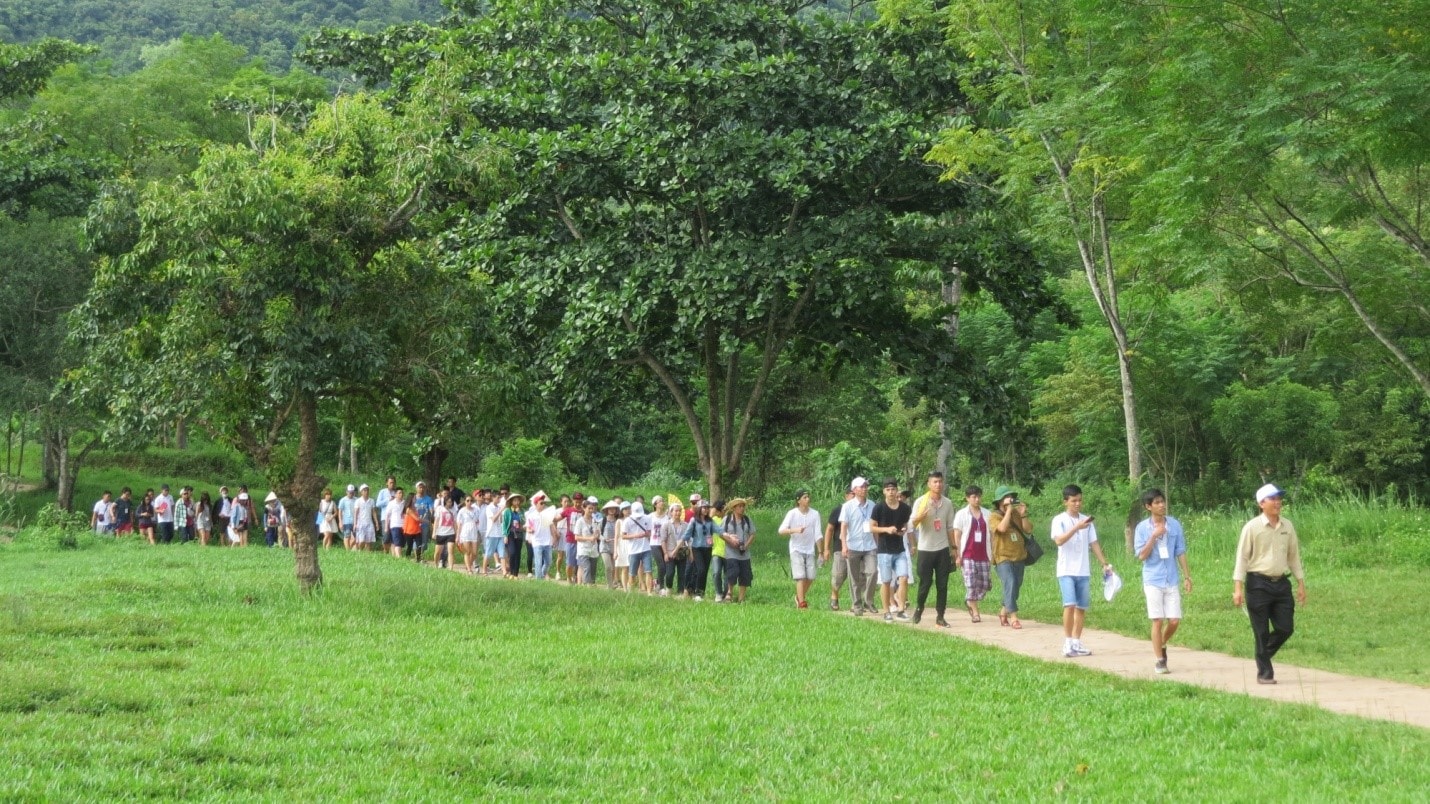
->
[993, 486, 1017, 504]
[601, 499, 620, 512]
[264, 492, 278, 503]
[506, 492, 527, 506]
[725, 497, 752, 511]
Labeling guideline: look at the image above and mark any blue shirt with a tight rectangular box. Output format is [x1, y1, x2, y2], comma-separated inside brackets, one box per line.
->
[840, 498, 877, 552]
[1135, 516, 1186, 587]
[413, 494, 434, 525]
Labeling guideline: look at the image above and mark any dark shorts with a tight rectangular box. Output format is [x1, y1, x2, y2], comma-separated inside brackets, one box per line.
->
[434, 535, 455, 545]
[725, 558, 753, 587]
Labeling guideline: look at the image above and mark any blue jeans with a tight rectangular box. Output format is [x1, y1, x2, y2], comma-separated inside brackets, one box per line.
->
[533, 545, 553, 579]
[996, 560, 1025, 613]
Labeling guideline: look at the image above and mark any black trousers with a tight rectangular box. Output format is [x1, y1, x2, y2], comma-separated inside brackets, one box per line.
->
[507, 537, 526, 576]
[1246, 573, 1295, 679]
[661, 554, 687, 592]
[915, 549, 952, 618]
[686, 547, 712, 598]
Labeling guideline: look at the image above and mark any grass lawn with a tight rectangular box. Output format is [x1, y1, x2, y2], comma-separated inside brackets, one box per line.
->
[2, 531, 1428, 799]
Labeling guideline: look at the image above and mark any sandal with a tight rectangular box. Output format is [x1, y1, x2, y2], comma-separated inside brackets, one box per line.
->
[999, 613, 1010, 627]
[968, 605, 981, 623]
[1011, 618, 1022, 630]
[830, 599, 840, 611]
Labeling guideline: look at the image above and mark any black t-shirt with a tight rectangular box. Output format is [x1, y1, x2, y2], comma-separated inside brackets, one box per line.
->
[446, 486, 466, 507]
[113, 498, 133, 525]
[872, 501, 911, 554]
[827, 505, 843, 551]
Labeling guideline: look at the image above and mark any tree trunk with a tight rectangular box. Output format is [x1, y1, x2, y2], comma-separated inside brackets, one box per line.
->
[336, 423, 346, 472]
[420, 442, 448, 493]
[42, 429, 58, 489]
[349, 434, 357, 474]
[16, 414, 26, 479]
[175, 417, 188, 450]
[935, 269, 963, 477]
[286, 392, 326, 594]
[5, 414, 13, 476]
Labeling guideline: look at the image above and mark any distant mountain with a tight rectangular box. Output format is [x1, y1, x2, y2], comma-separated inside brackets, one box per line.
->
[0, 0, 448, 72]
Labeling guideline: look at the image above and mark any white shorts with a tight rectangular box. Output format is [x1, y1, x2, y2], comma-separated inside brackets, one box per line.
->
[354, 523, 376, 544]
[1144, 585, 1183, 620]
[790, 551, 817, 580]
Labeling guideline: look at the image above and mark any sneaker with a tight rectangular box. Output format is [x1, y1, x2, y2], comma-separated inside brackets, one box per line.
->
[694, 595, 703, 602]
[1257, 676, 1277, 685]
[830, 599, 840, 611]
[853, 608, 864, 617]
[935, 618, 950, 628]
[884, 613, 894, 622]
[1154, 659, 1169, 675]
[894, 610, 910, 621]
[660, 589, 670, 597]
[1071, 642, 1093, 657]
[912, 608, 922, 625]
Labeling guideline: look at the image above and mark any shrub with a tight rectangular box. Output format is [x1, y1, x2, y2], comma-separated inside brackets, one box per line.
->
[475, 438, 572, 493]
[35, 503, 88, 531]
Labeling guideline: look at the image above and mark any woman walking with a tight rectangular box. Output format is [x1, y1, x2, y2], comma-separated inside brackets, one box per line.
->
[432, 488, 458, 569]
[195, 492, 213, 546]
[683, 501, 715, 601]
[989, 486, 1032, 629]
[600, 499, 620, 588]
[137, 489, 156, 545]
[501, 493, 527, 579]
[318, 488, 339, 549]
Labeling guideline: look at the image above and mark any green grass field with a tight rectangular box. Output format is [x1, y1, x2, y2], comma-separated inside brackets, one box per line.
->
[2, 530, 1429, 799]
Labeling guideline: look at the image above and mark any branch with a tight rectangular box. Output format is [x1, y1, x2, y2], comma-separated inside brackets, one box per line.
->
[554, 193, 584, 243]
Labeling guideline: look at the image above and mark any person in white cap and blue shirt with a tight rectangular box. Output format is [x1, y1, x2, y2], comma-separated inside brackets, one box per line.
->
[1232, 483, 1307, 685]
[839, 476, 880, 616]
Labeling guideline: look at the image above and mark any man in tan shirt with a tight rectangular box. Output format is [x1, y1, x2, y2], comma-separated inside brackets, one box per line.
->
[1232, 484, 1307, 684]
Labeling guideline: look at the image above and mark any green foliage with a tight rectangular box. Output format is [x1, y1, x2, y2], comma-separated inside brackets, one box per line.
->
[474, 438, 571, 494]
[32, 502, 87, 531]
[1211, 381, 1340, 487]
[0, 1, 446, 72]
[808, 441, 875, 500]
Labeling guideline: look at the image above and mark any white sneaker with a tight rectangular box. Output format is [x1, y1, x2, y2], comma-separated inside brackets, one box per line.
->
[1071, 641, 1092, 657]
[660, 589, 670, 597]
[693, 595, 703, 602]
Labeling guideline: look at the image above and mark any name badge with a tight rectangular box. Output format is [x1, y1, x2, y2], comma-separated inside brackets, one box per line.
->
[862, 520, 873, 535]
[933, 518, 942, 533]
[974, 528, 983, 543]
[1157, 541, 1170, 560]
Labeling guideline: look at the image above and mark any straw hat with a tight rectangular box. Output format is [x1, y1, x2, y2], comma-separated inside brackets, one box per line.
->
[725, 497, 752, 511]
[506, 492, 527, 506]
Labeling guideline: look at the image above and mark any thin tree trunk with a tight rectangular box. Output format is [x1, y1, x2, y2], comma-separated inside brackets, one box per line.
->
[5, 414, 13, 476]
[935, 269, 963, 477]
[16, 414, 25, 479]
[286, 392, 326, 594]
[337, 423, 346, 472]
[349, 434, 357, 474]
[175, 417, 188, 450]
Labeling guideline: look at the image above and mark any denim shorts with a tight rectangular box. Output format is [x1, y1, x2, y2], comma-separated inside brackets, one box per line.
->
[877, 551, 910, 584]
[629, 551, 653, 574]
[564, 542, 579, 567]
[484, 536, 503, 558]
[1058, 575, 1092, 610]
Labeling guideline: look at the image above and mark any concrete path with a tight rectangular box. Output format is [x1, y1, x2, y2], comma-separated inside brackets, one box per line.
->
[443, 565, 1430, 730]
[879, 606, 1430, 730]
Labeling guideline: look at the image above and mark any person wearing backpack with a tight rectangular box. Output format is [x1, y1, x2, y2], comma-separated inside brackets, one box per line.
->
[989, 486, 1031, 630]
[501, 493, 528, 579]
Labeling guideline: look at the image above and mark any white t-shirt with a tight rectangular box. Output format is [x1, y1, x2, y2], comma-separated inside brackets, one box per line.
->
[479, 503, 500, 539]
[573, 516, 600, 558]
[154, 493, 174, 523]
[529, 505, 558, 546]
[623, 515, 650, 554]
[779, 507, 822, 554]
[1052, 512, 1098, 577]
[650, 514, 673, 552]
[434, 502, 458, 537]
[384, 500, 406, 530]
[92, 499, 111, 531]
[354, 497, 376, 532]
[456, 504, 479, 540]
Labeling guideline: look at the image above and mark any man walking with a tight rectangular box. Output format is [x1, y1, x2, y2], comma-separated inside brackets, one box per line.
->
[1232, 484, 1306, 685]
[909, 471, 958, 627]
[839, 477, 879, 616]
[1135, 488, 1193, 674]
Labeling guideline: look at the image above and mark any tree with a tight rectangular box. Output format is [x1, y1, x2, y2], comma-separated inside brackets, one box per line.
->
[914, 0, 1153, 488]
[69, 93, 501, 590]
[377, 0, 1047, 500]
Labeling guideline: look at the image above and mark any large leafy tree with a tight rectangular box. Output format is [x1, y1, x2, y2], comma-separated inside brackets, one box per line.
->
[69, 93, 501, 590]
[361, 0, 1048, 499]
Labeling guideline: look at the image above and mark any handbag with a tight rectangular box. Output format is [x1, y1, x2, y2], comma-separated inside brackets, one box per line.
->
[1019, 524, 1044, 566]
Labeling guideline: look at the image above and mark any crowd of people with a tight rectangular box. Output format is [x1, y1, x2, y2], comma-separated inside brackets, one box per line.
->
[87, 472, 1306, 680]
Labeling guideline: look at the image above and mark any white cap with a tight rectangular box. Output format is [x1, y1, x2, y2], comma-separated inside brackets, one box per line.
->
[346, 484, 356, 493]
[359, 483, 370, 491]
[651, 495, 664, 504]
[689, 493, 701, 502]
[585, 496, 599, 505]
[620, 501, 632, 510]
[850, 476, 869, 489]
[1255, 483, 1285, 504]
[631, 502, 645, 516]
[531, 490, 548, 503]
[237, 492, 249, 501]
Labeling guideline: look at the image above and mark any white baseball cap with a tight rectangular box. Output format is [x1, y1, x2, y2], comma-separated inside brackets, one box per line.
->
[1255, 483, 1285, 504]
[346, 484, 356, 493]
[850, 476, 869, 489]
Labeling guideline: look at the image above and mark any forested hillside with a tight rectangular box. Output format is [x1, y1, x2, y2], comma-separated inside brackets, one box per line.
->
[0, 0, 445, 71]
[2, 0, 1427, 520]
